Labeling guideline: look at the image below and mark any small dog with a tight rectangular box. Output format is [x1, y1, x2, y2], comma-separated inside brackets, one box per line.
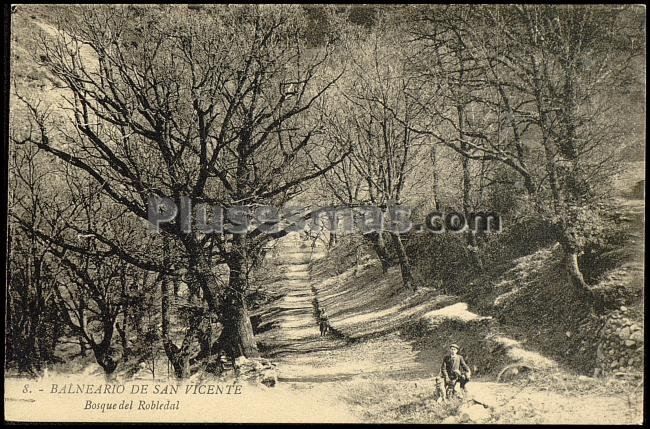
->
[433, 376, 447, 403]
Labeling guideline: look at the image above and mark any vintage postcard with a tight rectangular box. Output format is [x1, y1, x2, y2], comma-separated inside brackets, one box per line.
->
[4, 4, 645, 424]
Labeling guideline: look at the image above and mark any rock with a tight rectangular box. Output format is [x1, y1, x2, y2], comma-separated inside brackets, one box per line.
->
[630, 324, 641, 332]
[441, 416, 459, 424]
[625, 340, 636, 347]
[630, 331, 644, 343]
[468, 392, 499, 410]
[620, 306, 627, 312]
[235, 357, 279, 387]
[235, 356, 251, 367]
[578, 375, 592, 382]
[459, 404, 492, 423]
[619, 327, 631, 339]
[260, 370, 278, 388]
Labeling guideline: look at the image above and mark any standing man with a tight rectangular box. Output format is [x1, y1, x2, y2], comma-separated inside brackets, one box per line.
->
[441, 343, 471, 397]
[318, 308, 330, 337]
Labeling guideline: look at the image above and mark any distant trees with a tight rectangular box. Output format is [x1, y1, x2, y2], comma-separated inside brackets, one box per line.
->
[406, 6, 491, 270]
[488, 5, 643, 297]
[320, 26, 431, 290]
[8, 136, 155, 375]
[6, 142, 65, 374]
[405, 4, 644, 300]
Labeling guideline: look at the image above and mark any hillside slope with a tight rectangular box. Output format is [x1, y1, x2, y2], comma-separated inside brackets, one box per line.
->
[460, 164, 645, 377]
[254, 233, 642, 423]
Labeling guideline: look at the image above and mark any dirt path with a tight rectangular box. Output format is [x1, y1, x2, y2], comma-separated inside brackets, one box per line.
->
[256, 233, 644, 424]
[258, 235, 433, 381]
[257, 235, 347, 362]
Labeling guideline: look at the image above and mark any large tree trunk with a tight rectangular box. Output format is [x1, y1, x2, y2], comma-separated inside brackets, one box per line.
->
[218, 299, 259, 359]
[92, 334, 118, 377]
[95, 351, 118, 376]
[185, 233, 259, 363]
[559, 230, 589, 292]
[216, 235, 259, 359]
[167, 352, 190, 379]
[390, 233, 415, 291]
[365, 231, 391, 273]
[558, 229, 599, 311]
[190, 249, 221, 312]
[563, 249, 602, 311]
[564, 251, 587, 290]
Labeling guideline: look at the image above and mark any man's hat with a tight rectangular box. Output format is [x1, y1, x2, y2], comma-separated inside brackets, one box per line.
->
[449, 343, 460, 350]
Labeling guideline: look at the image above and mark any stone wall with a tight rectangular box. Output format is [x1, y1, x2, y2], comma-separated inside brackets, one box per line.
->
[595, 307, 644, 376]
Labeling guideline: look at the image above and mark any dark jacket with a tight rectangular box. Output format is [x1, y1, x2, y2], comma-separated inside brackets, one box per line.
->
[441, 354, 471, 380]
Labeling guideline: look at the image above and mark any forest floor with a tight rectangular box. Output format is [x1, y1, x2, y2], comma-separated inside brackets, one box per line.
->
[6, 167, 643, 423]
[5, 229, 643, 424]
[5, 230, 642, 423]
[254, 234, 644, 424]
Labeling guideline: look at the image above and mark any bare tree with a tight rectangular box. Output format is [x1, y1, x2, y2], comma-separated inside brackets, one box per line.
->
[6, 141, 66, 374]
[18, 5, 348, 360]
[407, 5, 644, 302]
[322, 26, 431, 290]
[406, 6, 492, 269]
[44, 177, 148, 376]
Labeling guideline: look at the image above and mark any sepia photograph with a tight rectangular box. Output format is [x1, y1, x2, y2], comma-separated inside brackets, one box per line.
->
[3, 3, 645, 424]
